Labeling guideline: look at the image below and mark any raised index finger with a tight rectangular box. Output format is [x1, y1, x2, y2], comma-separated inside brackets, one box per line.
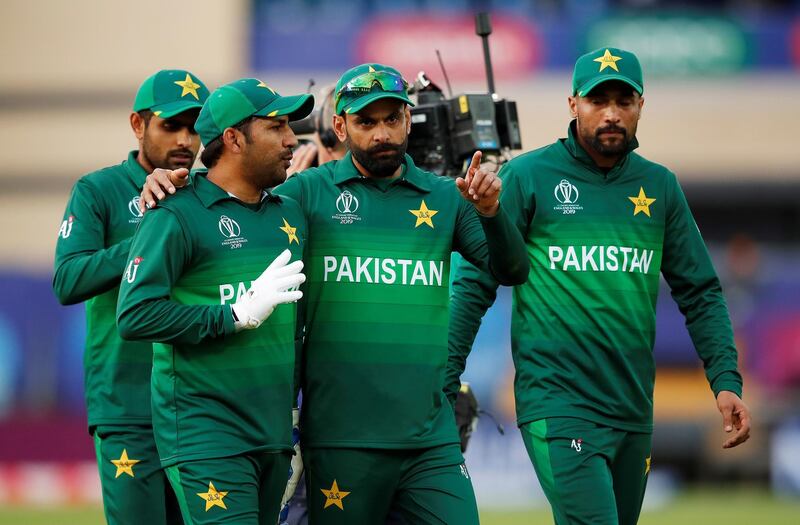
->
[467, 151, 483, 175]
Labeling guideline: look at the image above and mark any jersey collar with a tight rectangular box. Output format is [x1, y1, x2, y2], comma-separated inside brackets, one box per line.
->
[194, 172, 281, 208]
[124, 150, 150, 188]
[333, 151, 431, 193]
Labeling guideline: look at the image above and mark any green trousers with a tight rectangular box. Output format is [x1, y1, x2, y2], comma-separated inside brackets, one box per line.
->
[304, 443, 478, 525]
[521, 417, 652, 525]
[93, 425, 182, 525]
[165, 451, 291, 525]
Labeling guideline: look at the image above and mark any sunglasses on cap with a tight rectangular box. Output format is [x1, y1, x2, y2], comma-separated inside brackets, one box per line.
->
[335, 71, 408, 109]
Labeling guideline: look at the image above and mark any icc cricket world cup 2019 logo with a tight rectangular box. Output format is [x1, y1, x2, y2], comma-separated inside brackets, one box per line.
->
[218, 215, 241, 238]
[336, 190, 359, 214]
[553, 179, 583, 215]
[332, 191, 361, 225]
[555, 179, 579, 204]
[125, 256, 143, 283]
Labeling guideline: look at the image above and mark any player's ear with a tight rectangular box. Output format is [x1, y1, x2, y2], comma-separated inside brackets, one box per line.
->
[637, 95, 644, 119]
[130, 112, 146, 140]
[568, 96, 578, 119]
[404, 105, 412, 135]
[222, 127, 245, 154]
[333, 114, 347, 143]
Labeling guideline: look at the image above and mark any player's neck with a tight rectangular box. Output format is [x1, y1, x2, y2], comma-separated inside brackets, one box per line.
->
[207, 163, 262, 204]
[135, 151, 156, 175]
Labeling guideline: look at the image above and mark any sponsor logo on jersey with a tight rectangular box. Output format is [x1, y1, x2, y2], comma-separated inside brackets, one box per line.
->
[553, 179, 583, 215]
[332, 190, 361, 224]
[128, 196, 144, 223]
[124, 256, 143, 283]
[218, 215, 248, 250]
[571, 438, 583, 453]
[628, 187, 656, 217]
[548, 245, 655, 274]
[323, 256, 445, 287]
[58, 215, 74, 239]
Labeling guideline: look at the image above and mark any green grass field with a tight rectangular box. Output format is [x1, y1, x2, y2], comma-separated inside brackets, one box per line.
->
[0, 488, 797, 525]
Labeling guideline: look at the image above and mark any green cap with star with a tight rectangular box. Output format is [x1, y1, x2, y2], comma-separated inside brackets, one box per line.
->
[572, 47, 643, 97]
[133, 69, 210, 119]
[334, 63, 414, 115]
[195, 78, 314, 146]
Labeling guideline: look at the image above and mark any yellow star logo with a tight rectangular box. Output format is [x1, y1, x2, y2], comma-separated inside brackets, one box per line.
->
[321, 479, 350, 510]
[280, 218, 299, 244]
[368, 65, 376, 72]
[110, 449, 140, 478]
[197, 481, 229, 512]
[628, 187, 656, 217]
[409, 200, 438, 229]
[645, 456, 652, 475]
[174, 73, 202, 100]
[594, 49, 622, 72]
[256, 80, 276, 95]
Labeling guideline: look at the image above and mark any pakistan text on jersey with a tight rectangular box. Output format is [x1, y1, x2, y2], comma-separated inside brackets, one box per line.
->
[548, 246, 655, 274]
[323, 256, 445, 286]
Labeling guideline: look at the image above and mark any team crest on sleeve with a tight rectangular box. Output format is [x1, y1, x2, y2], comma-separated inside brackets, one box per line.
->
[553, 179, 583, 215]
[124, 256, 143, 283]
[58, 215, 74, 238]
[128, 196, 144, 223]
[218, 215, 248, 249]
[332, 190, 361, 225]
[321, 479, 350, 510]
[409, 200, 438, 228]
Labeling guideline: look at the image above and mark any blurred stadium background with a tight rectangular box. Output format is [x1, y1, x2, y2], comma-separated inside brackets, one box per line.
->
[1, 0, 800, 523]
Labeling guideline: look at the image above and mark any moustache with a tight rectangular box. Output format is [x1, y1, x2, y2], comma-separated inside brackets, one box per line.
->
[596, 125, 627, 137]
[168, 149, 194, 158]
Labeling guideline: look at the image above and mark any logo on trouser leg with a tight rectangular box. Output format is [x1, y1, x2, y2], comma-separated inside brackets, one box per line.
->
[571, 438, 583, 453]
[321, 479, 350, 510]
[197, 481, 229, 511]
[459, 463, 470, 479]
[110, 449, 140, 478]
[645, 456, 651, 475]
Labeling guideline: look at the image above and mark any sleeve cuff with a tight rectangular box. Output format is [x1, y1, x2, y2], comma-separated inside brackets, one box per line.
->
[222, 305, 237, 336]
[710, 371, 743, 398]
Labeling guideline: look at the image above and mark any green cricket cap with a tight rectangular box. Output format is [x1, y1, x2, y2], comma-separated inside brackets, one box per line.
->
[334, 63, 414, 115]
[132, 69, 210, 119]
[572, 47, 644, 97]
[195, 78, 315, 146]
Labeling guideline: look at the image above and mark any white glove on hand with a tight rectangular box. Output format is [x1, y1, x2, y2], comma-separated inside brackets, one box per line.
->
[278, 408, 303, 524]
[231, 249, 305, 331]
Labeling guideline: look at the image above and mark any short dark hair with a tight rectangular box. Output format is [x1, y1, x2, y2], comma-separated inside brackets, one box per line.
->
[137, 109, 154, 127]
[199, 116, 258, 169]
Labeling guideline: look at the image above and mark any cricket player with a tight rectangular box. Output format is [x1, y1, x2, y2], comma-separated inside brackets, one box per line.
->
[116, 78, 314, 524]
[140, 63, 530, 524]
[53, 69, 210, 524]
[447, 48, 752, 525]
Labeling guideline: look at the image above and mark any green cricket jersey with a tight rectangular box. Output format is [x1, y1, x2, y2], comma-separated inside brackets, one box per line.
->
[53, 151, 153, 428]
[275, 152, 528, 449]
[116, 173, 306, 466]
[448, 122, 743, 433]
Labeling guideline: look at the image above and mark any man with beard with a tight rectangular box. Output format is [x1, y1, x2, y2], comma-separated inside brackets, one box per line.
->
[116, 78, 312, 524]
[53, 69, 209, 525]
[139, 63, 529, 524]
[446, 48, 752, 525]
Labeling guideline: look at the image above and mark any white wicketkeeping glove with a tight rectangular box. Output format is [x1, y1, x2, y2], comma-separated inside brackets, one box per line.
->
[231, 249, 305, 331]
[278, 408, 303, 524]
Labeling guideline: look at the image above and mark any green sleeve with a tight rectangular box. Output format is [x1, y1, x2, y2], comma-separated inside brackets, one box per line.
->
[116, 207, 235, 344]
[446, 162, 535, 402]
[452, 177, 530, 286]
[661, 173, 743, 398]
[273, 173, 304, 206]
[53, 180, 132, 305]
